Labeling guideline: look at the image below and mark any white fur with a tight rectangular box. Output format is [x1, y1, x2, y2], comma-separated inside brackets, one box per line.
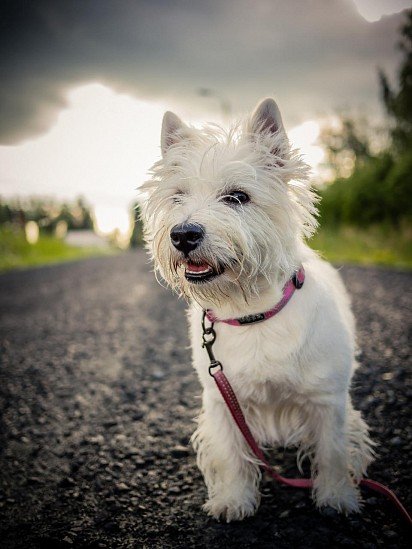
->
[141, 98, 375, 522]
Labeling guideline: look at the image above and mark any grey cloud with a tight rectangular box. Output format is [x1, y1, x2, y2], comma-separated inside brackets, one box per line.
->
[0, 0, 406, 144]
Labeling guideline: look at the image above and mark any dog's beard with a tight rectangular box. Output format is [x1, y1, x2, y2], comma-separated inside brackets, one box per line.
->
[152, 227, 275, 306]
[171, 258, 258, 306]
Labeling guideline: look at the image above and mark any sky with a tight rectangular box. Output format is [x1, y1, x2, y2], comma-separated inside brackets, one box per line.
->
[0, 0, 410, 228]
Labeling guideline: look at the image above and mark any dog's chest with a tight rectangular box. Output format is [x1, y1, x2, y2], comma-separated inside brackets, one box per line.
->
[192, 309, 307, 403]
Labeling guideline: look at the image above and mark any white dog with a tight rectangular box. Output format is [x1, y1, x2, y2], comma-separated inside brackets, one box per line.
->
[141, 98, 374, 522]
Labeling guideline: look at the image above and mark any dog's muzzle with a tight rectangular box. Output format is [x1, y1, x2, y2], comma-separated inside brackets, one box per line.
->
[170, 223, 225, 283]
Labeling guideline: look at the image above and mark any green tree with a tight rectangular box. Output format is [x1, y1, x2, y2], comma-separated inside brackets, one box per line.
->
[0, 199, 12, 225]
[129, 202, 145, 247]
[318, 11, 412, 229]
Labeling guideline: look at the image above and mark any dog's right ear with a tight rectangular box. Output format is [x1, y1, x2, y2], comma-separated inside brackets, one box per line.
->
[249, 98, 286, 138]
[161, 111, 189, 156]
[247, 98, 289, 166]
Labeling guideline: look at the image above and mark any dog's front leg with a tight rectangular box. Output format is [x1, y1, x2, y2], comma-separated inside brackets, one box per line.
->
[310, 398, 361, 514]
[191, 390, 261, 522]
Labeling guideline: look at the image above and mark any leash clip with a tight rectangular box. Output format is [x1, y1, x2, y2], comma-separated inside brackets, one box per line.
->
[202, 311, 224, 376]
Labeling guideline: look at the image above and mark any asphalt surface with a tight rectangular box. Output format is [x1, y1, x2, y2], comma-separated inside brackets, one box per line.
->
[0, 250, 410, 548]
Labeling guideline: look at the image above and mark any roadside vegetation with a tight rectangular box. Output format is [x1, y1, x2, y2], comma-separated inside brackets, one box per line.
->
[0, 197, 114, 273]
[0, 226, 113, 272]
[311, 224, 411, 269]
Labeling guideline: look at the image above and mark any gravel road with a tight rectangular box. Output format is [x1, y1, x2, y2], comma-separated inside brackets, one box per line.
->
[0, 251, 410, 548]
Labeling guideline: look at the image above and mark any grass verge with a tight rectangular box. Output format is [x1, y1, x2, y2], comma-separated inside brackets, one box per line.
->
[309, 224, 412, 269]
[0, 228, 116, 273]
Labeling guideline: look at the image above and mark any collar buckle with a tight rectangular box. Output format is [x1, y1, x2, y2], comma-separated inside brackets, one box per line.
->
[237, 312, 265, 325]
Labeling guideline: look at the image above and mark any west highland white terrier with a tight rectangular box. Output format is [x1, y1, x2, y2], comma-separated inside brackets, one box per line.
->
[141, 98, 374, 522]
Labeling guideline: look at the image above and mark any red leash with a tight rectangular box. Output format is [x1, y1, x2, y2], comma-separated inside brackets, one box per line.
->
[201, 312, 412, 526]
[211, 368, 412, 526]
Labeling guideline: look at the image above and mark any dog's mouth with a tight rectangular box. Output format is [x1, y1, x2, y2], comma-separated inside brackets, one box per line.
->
[182, 261, 223, 283]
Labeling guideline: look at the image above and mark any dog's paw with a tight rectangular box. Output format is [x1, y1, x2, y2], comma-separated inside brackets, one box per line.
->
[313, 478, 361, 515]
[203, 490, 260, 522]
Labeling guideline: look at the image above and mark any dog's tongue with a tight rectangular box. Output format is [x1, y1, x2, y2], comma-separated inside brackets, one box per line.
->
[186, 262, 211, 273]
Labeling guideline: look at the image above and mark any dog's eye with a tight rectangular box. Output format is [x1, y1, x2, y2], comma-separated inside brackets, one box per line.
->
[222, 191, 250, 206]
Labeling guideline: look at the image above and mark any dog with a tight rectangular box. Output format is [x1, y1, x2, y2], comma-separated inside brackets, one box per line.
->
[141, 98, 375, 522]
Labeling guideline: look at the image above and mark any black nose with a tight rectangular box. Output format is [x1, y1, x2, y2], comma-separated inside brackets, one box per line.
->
[170, 223, 204, 255]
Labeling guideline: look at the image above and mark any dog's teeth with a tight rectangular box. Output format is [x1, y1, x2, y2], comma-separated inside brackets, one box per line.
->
[186, 268, 212, 274]
[185, 263, 212, 275]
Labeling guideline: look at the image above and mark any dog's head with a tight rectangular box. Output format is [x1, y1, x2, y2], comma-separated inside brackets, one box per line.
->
[141, 98, 317, 305]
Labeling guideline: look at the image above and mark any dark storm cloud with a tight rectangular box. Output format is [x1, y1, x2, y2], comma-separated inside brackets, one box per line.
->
[0, 0, 405, 144]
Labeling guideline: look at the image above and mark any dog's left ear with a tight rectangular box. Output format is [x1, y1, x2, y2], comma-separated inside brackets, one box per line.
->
[248, 98, 289, 162]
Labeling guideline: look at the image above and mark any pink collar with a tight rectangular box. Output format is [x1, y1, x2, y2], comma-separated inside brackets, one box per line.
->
[205, 266, 305, 326]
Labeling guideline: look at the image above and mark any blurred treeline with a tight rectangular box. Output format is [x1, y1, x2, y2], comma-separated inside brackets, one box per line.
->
[0, 195, 93, 233]
[318, 10, 412, 229]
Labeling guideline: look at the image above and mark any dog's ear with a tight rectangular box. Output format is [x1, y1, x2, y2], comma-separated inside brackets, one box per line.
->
[249, 98, 286, 137]
[248, 98, 288, 164]
[161, 111, 189, 156]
